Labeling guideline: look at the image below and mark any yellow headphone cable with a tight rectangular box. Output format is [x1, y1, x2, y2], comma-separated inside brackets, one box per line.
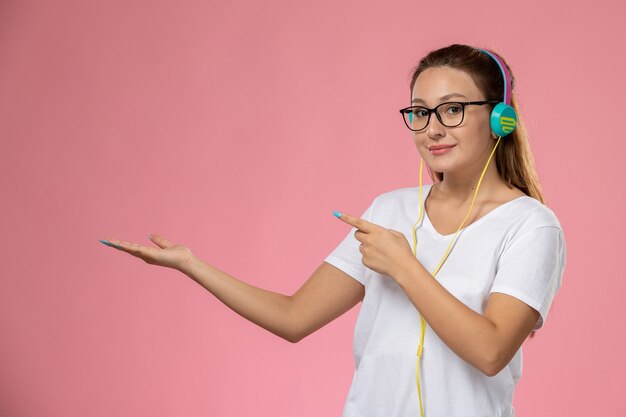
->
[410, 135, 502, 417]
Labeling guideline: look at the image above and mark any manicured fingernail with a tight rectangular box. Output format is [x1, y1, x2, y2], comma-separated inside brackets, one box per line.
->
[333, 211, 342, 218]
[148, 234, 152, 240]
[99, 239, 114, 247]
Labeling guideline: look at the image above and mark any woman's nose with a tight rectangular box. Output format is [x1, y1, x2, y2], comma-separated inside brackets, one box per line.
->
[427, 114, 446, 138]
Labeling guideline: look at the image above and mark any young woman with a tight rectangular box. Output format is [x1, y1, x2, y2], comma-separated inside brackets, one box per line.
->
[100, 44, 566, 417]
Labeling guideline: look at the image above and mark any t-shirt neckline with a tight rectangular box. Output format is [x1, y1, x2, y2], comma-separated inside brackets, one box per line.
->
[422, 183, 531, 238]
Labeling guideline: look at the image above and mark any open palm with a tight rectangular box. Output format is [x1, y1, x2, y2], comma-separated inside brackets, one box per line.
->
[100, 235, 194, 271]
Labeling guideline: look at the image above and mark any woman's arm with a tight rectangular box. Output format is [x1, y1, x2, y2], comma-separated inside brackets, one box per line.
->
[333, 212, 540, 377]
[180, 258, 364, 343]
[102, 235, 364, 343]
[394, 259, 540, 376]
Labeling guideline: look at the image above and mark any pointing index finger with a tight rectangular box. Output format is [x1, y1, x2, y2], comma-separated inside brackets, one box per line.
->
[333, 211, 378, 233]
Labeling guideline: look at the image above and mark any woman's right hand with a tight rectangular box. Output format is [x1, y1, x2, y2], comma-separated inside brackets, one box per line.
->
[99, 234, 195, 272]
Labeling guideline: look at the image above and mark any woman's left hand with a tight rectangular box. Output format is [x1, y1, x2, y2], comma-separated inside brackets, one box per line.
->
[334, 211, 416, 280]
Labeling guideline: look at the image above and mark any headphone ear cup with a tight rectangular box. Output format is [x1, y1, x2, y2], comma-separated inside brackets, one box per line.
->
[490, 102, 517, 137]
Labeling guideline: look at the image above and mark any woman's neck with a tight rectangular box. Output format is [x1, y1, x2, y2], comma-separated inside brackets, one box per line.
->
[433, 163, 506, 206]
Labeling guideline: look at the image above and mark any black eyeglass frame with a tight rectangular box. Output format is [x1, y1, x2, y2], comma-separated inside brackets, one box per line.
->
[399, 100, 500, 132]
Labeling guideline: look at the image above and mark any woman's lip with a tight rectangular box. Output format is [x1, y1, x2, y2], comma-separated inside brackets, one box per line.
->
[429, 145, 455, 155]
[428, 144, 456, 150]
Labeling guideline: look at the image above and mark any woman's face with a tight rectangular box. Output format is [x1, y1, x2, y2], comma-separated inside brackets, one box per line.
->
[411, 66, 495, 179]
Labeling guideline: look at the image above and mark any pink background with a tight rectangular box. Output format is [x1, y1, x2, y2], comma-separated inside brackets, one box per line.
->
[1, 0, 624, 415]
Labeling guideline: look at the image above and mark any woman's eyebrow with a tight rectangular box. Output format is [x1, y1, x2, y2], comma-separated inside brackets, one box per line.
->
[412, 93, 468, 104]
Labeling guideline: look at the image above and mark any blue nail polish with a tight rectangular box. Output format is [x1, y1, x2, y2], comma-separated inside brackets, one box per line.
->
[333, 211, 342, 218]
[99, 239, 114, 247]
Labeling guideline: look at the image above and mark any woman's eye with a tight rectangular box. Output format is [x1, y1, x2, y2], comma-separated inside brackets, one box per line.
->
[447, 105, 462, 114]
[415, 109, 428, 117]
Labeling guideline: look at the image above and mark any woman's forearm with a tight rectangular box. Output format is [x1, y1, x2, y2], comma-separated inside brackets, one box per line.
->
[179, 256, 297, 342]
[393, 258, 500, 376]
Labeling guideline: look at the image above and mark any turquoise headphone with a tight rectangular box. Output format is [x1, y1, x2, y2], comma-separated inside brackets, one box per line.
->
[479, 48, 517, 137]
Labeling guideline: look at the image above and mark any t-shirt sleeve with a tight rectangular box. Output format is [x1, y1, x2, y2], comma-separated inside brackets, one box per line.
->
[490, 226, 567, 330]
[323, 201, 376, 286]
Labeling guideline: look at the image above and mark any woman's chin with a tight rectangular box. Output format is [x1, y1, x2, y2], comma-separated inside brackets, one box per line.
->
[426, 161, 453, 174]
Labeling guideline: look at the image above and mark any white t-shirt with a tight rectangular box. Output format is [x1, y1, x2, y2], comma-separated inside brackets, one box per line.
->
[324, 184, 566, 417]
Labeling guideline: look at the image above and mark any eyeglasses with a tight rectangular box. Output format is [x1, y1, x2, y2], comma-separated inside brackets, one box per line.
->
[399, 101, 499, 132]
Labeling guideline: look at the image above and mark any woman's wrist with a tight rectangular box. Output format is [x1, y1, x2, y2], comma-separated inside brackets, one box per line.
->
[393, 256, 425, 288]
[177, 253, 201, 275]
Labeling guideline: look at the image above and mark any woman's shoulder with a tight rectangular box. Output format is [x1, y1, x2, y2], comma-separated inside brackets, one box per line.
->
[367, 185, 429, 210]
[372, 184, 431, 202]
[502, 193, 563, 231]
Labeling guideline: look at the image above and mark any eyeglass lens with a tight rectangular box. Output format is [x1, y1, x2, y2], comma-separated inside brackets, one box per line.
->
[405, 102, 464, 131]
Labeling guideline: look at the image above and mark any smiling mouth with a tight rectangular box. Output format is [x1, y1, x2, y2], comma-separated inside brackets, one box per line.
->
[428, 144, 456, 151]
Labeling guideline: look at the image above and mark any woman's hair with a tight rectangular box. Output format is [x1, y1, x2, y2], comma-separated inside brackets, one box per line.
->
[409, 44, 544, 204]
[410, 44, 542, 338]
